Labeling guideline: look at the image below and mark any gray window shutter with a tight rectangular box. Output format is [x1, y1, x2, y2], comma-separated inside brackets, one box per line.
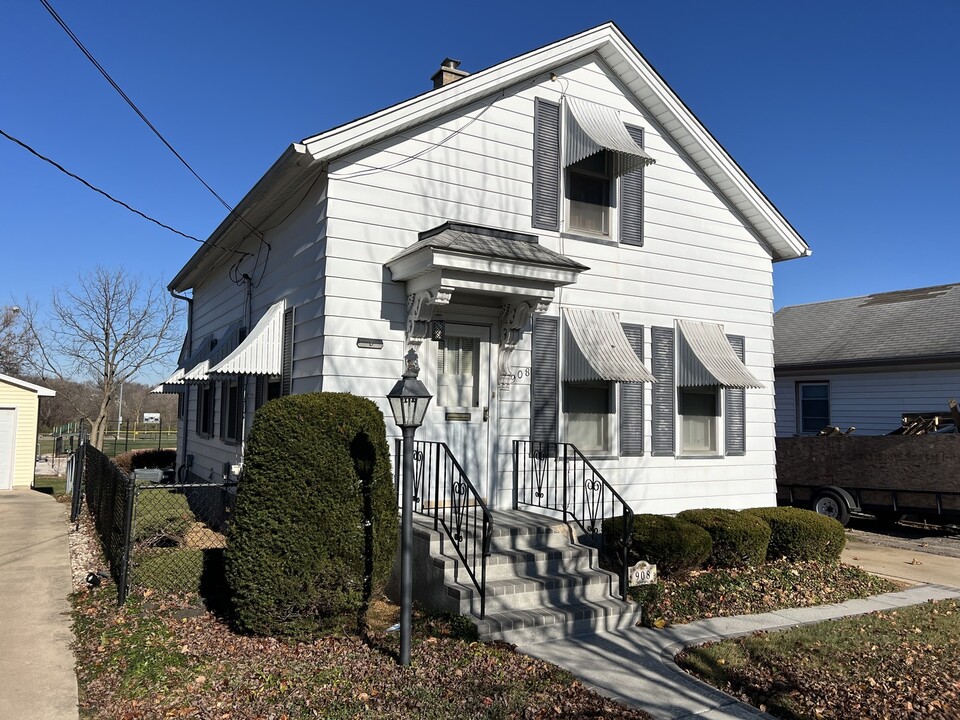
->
[532, 98, 560, 231]
[651, 326, 675, 456]
[620, 125, 645, 247]
[620, 323, 644, 456]
[725, 335, 746, 456]
[254, 375, 263, 409]
[281, 307, 294, 396]
[218, 380, 227, 440]
[531, 315, 558, 449]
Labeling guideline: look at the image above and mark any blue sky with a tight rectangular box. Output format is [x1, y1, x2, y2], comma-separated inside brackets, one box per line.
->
[3, 0, 958, 331]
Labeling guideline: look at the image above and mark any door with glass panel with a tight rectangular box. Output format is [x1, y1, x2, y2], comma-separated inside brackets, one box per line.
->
[425, 323, 491, 499]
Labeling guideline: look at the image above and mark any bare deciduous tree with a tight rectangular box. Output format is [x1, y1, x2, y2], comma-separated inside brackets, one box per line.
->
[0, 304, 35, 376]
[25, 267, 183, 450]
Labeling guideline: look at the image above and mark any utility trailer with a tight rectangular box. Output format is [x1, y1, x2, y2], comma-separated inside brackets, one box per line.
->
[776, 433, 960, 526]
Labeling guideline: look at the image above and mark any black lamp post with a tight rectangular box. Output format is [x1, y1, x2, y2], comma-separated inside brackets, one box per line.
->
[386, 348, 432, 666]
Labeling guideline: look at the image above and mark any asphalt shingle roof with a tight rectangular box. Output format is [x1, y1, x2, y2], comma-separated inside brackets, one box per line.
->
[774, 283, 960, 368]
[390, 222, 589, 270]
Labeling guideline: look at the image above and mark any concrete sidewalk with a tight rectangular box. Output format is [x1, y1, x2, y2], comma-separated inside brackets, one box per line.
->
[517, 581, 960, 719]
[0, 489, 78, 720]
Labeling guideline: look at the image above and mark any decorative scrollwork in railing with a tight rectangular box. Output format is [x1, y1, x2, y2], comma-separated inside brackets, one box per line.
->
[394, 439, 492, 618]
[513, 440, 634, 599]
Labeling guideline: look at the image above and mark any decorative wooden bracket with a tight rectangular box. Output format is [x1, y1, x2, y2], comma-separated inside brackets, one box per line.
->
[406, 287, 454, 348]
[498, 298, 550, 390]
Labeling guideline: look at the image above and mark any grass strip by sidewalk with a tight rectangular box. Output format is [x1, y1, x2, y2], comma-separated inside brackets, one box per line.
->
[677, 599, 960, 720]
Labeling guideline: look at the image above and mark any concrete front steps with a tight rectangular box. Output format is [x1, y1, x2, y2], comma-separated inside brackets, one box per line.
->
[407, 508, 641, 645]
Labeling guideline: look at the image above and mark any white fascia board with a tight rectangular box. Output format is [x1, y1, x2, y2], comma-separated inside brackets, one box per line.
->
[0, 373, 56, 396]
[301, 27, 613, 162]
[596, 35, 810, 261]
[169, 143, 319, 292]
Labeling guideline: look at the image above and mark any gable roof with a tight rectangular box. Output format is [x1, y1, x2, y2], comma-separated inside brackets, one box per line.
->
[774, 283, 960, 370]
[0, 373, 56, 397]
[170, 22, 810, 293]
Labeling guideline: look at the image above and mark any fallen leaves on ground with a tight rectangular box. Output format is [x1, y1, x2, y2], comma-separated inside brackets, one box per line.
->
[641, 559, 901, 627]
[677, 600, 960, 720]
[73, 591, 653, 719]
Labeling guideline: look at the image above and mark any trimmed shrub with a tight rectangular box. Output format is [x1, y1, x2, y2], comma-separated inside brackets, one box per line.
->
[225, 392, 398, 639]
[744, 506, 846, 562]
[112, 448, 176, 475]
[603, 514, 713, 577]
[677, 509, 771, 568]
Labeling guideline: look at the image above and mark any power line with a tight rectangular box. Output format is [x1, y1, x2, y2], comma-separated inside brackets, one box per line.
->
[38, 0, 265, 242]
[0, 128, 252, 257]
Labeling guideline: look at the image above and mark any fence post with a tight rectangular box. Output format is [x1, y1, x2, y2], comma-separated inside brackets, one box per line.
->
[117, 476, 137, 605]
[70, 441, 86, 524]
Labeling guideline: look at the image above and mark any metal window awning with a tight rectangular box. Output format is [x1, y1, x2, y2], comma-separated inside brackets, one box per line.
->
[564, 96, 656, 177]
[563, 308, 657, 383]
[209, 301, 286, 376]
[182, 321, 245, 383]
[677, 319, 763, 389]
[150, 367, 186, 394]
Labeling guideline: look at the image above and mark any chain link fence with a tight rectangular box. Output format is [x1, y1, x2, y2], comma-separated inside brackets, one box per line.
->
[72, 442, 237, 603]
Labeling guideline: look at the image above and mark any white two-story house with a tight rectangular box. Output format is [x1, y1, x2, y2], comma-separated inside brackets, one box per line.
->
[158, 22, 809, 522]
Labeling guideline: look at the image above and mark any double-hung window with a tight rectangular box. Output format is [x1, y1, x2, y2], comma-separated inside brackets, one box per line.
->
[566, 151, 612, 237]
[678, 386, 720, 455]
[532, 96, 652, 246]
[563, 380, 614, 454]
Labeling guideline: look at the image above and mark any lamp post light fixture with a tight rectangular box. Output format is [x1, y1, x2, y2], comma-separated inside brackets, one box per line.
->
[385, 348, 432, 666]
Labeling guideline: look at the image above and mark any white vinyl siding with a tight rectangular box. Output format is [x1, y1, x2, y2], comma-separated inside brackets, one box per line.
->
[182, 52, 779, 513]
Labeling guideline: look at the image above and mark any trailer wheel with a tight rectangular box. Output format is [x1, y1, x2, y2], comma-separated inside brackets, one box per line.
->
[812, 490, 850, 526]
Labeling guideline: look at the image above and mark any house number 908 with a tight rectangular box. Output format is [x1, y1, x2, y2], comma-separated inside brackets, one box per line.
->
[513, 368, 531, 381]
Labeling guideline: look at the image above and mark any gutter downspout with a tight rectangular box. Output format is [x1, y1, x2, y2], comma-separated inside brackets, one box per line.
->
[170, 290, 192, 483]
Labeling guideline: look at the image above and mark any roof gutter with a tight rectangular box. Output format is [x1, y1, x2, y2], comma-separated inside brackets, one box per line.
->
[775, 353, 960, 374]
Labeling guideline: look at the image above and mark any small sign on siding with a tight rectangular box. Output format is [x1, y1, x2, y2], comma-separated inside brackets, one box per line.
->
[628, 561, 657, 586]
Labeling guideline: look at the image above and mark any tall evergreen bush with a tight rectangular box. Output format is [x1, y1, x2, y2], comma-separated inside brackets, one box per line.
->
[225, 392, 398, 639]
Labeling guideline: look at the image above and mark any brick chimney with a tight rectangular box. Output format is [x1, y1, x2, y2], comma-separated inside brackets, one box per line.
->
[431, 58, 469, 89]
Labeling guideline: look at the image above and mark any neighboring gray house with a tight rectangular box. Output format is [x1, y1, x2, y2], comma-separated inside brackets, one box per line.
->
[774, 283, 960, 436]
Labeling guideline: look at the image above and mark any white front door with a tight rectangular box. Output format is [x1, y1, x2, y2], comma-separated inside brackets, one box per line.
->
[0, 408, 17, 491]
[423, 323, 492, 499]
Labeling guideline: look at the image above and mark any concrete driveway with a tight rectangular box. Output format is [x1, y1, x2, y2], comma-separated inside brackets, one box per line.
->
[0, 489, 78, 719]
[842, 538, 960, 588]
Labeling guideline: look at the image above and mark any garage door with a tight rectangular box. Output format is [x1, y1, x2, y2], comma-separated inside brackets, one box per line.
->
[0, 408, 16, 490]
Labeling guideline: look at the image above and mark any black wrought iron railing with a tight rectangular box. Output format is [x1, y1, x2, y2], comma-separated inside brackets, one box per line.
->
[513, 440, 634, 599]
[394, 439, 492, 618]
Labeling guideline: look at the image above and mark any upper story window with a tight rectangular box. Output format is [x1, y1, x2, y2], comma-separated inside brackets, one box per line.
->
[532, 96, 653, 246]
[566, 151, 612, 237]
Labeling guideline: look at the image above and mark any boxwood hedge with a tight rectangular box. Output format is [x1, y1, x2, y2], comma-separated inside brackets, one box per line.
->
[677, 508, 771, 568]
[744, 506, 846, 562]
[603, 513, 713, 577]
[225, 392, 398, 639]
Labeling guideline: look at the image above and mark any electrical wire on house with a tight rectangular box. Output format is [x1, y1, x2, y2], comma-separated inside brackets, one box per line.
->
[0, 128, 251, 257]
[327, 89, 506, 181]
[38, 0, 267, 244]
